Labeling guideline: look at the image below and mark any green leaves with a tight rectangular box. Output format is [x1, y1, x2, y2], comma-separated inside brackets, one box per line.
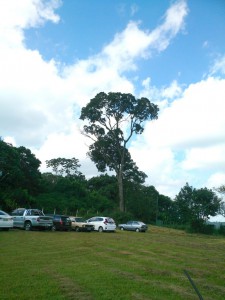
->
[80, 92, 159, 142]
[0, 140, 41, 210]
[174, 183, 221, 224]
[46, 157, 82, 178]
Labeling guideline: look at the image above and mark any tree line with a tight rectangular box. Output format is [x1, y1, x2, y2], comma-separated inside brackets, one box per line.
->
[0, 139, 223, 231]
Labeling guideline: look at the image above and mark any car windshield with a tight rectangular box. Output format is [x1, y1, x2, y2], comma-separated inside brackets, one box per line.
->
[61, 216, 70, 221]
[75, 217, 86, 222]
[0, 211, 7, 216]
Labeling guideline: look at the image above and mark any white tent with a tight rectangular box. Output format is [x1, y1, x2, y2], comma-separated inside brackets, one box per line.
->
[207, 214, 225, 228]
[208, 214, 225, 222]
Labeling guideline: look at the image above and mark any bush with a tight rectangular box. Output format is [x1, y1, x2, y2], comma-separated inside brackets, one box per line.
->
[188, 219, 215, 234]
[110, 211, 134, 224]
[218, 225, 225, 235]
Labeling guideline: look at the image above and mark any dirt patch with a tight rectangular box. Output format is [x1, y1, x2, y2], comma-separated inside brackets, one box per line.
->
[45, 267, 93, 300]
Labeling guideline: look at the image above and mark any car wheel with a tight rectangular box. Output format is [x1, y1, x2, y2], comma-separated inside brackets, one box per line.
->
[52, 225, 56, 231]
[120, 227, 124, 231]
[98, 226, 103, 232]
[25, 222, 32, 231]
[75, 226, 80, 232]
[135, 228, 140, 232]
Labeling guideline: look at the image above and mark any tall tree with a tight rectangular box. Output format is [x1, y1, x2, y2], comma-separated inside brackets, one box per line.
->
[80, 92, 159, 211]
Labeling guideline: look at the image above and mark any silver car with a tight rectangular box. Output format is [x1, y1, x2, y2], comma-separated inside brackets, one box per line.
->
[118, 221, 148, 232]
[0, 210, 13, 231]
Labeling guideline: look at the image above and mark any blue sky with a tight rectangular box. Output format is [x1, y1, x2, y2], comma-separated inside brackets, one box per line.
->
[1, 0, 225, 198]
[25, 0, 225, 87]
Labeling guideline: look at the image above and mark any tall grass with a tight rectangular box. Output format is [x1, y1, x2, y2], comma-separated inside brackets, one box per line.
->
[1, 226, 225, 300]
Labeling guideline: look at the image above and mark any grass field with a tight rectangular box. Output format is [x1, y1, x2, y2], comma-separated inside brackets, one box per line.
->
[1, 226, 225, 300]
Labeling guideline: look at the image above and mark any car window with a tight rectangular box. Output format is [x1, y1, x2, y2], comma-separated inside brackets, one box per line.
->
[26, 210, 31, 216]
[89, 217, 96, 222]
[0, 211, 6, 215]
[11, 209, 25, 216]
[97, 217, 103, 221]
[32, 209, 44, 216]
[75, 217, 85, 222]
[107, 218, 115, 224]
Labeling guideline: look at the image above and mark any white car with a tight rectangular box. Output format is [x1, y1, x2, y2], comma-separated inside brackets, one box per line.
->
[0, 210, 13, 231]
[87, 216, 116, 232]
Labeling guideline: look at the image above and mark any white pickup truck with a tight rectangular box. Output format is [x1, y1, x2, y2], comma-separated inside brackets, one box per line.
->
[11, 208, 53, 231]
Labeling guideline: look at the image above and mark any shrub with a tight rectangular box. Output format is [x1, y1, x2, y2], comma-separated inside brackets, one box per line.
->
[218, 225, 225, 235]
[188, 219, 215, 234]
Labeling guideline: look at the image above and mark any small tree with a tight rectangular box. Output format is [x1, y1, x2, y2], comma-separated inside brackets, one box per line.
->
[80, 92, 159, 211]
[46, 157, 83, 178]
[174, 183, 221, 227]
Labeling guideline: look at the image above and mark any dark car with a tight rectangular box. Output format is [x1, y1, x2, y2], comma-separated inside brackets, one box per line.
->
[46, 214, 72, 231]
[118, 221, 148, 232]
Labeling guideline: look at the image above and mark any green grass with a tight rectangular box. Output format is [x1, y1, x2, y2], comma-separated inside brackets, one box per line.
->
[1, 226, 225, 300]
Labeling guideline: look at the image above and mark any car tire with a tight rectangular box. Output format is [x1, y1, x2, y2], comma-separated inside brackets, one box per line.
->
[98, 226, 103, 232]
[75, 226, 80, 232]
[135, 228, 140, 232]
[52, 225, 56, 231]
[24, 222, 32, 231]
[120, 227, 124, 231]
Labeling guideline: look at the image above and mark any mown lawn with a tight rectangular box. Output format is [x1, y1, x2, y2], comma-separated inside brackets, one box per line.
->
[1, 226, 225, 300]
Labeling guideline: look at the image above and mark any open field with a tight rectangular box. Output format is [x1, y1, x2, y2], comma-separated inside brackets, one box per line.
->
[1, 226, 225, 300]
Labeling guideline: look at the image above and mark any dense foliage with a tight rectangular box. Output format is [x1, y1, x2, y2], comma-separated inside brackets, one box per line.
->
[0, 139, 41, 210]
[0, 139, 223, 232]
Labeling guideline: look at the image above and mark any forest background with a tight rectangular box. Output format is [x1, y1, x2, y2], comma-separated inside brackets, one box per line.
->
[1, 138, 224, 235]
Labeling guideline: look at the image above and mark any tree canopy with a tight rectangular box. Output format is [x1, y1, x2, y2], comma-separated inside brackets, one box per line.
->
[0, 140, 41, 210]
[174, 183, 221, 225]
[46, 157, 83, 178]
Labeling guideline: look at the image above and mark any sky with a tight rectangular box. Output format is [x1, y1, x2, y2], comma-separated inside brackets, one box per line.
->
[1, 0, 225, 199]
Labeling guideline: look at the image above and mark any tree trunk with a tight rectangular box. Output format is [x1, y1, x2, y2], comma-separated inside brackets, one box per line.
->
[118, 169, 124, 212]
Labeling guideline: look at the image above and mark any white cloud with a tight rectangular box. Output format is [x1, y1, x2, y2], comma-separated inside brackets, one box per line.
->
[210, 54, 225, 75]
[161, 80, 182, 99]
[0, 0, 61, 48]
[131, 4, 139, 17]
[103, 1, 188, 71]
[181, 145, 225, 171]
[206, 173, 225, 190]
[130, 76, 225, 197]
[3, 0, 224, 199]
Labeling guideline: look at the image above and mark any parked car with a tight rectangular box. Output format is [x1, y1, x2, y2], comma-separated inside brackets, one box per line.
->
[45, 214, 72, 231]
[11, 208, 53, 231]
[0, 210, 13, 231]
[70, 216, 94, 232]
[87, 216, 116, 232]
[118, 221, 148, 232]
